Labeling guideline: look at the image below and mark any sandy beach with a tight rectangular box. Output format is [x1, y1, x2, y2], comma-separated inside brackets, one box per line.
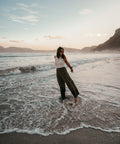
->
[0, 53, 120, 144]
[0, 128, 120, 144]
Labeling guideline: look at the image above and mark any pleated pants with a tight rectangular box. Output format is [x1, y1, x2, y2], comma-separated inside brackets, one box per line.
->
[56, 67, 79, 99]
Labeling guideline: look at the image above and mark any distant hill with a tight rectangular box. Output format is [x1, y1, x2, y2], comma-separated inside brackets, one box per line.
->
[0, 46, 34, 52]
[0, 46, 81, 53]
[80, 28, 120, 52]
[64, 47, 81, 52]
[92, 28, 120, 52]
[0, 46, 52, 53]
[80, 46, 97, 53]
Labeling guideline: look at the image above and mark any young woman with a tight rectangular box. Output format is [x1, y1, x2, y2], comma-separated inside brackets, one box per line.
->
[54, 47, 79, 103]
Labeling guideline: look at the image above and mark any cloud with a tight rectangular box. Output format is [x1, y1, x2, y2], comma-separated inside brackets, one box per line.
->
[17, 3, 46, 9]
[17, 3, 28, 8]
[6, 3, 45, 24]
[96, 33, 107, 37]
[17, 3, 38, 8]
[1, 37, 7, 39]
[11, 18, 24, 23]
[15, 3, 39, 14]
[79, 9, 93, 15]
[97, 33, 102, 37]
[9, 40, 20, 43]
[44, 35, 63, 40]
[8, 14, 39, 23]
[84, 33, 108, 37]
[34, 38, 39, 41]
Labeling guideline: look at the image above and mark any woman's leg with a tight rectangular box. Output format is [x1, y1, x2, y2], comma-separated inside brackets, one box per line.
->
[57, 69, 66, 100]
[63, 68, 79, 98]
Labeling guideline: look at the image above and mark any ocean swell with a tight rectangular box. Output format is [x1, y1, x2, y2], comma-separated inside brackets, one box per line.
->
[0, 64, 55, 76]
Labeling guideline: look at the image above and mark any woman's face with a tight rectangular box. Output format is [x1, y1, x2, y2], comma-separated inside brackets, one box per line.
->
[59, 49, 64, 56]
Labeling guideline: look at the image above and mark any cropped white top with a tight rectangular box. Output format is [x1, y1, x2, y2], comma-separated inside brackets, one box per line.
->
[54, 56, 65, 68]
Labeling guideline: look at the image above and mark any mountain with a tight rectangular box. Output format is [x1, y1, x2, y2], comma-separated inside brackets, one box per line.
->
[80, 46, 97, 53]
[0, 47, 35, 52]
[0, 46, 81, 53]
[92, 28, 120, 52]
[0, 46, 52, 53]
[0, 46, 5, 51]
[80, 28, 120, 53]
[64, 47, 81, 52]
[0, 46, 33, 52]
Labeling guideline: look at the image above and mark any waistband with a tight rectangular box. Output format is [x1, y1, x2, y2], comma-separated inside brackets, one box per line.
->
[56, 67, 65, 70]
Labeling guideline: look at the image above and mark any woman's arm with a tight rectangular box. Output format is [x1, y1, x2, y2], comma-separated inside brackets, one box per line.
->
[63, 55, 73, 72]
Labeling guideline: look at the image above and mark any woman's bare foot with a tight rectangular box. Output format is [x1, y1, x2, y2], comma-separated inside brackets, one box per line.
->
[74, 98, 77, 103]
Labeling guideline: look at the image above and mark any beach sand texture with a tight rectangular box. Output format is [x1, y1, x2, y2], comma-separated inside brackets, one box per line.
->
[0, 128, 120, 144]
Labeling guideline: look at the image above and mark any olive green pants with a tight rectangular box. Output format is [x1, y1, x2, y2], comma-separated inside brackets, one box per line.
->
[56, 67, 79, 99]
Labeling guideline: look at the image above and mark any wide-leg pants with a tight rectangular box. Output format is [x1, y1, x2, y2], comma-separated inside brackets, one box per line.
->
[56, 67, 79, 99]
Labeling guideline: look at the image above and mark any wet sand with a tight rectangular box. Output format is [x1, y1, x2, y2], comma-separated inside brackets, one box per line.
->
[0, 128, 120, 144]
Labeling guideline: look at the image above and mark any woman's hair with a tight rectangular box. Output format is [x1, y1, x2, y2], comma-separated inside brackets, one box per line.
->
[57, 47, 65, 59]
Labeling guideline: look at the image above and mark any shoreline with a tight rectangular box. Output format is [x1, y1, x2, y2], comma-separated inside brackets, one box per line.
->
[0, 128, 120, 144]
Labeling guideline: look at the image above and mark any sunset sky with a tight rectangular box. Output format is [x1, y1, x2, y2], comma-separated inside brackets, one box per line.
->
[0, 0, 120, 50]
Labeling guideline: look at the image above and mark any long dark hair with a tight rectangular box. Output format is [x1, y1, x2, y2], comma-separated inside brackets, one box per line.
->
[56, 47, 65, 59]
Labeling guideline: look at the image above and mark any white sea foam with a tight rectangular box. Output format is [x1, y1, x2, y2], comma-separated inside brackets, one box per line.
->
[0, 123, 120, 136]
[0, 53, 120, 136]
[80, 123, 120, 133]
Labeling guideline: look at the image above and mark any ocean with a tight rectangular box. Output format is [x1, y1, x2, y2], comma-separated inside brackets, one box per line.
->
[0, 52, 120, 136]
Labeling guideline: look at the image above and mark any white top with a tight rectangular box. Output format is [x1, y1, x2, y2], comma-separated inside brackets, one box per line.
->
[54, 56, 65, 68]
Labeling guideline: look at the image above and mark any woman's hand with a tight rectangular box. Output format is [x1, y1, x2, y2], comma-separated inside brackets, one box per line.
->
[70, 67, 73, 72]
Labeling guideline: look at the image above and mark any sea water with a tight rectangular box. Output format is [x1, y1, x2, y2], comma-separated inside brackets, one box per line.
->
[0, 52, 120, 136]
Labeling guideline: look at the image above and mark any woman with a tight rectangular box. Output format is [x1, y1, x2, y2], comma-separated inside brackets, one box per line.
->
[54, 47, 79, 103]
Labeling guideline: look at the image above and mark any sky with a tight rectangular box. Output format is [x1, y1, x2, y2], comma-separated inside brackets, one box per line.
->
[0, 0, 120, 50]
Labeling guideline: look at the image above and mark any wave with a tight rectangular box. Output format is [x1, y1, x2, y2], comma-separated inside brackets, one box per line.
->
[0, 122, 120, 136]
[0, 64, 55, 76]
[0, 53, 53, 58]
[0, 66, 35, 76]
[0, 67, 21, 76]
[0, 56, 116, 76]
[0, 66, 38, 76]
[0, 56, 30, 58]
[70, 57, 108, 68]
[0, 55, 50, 58]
